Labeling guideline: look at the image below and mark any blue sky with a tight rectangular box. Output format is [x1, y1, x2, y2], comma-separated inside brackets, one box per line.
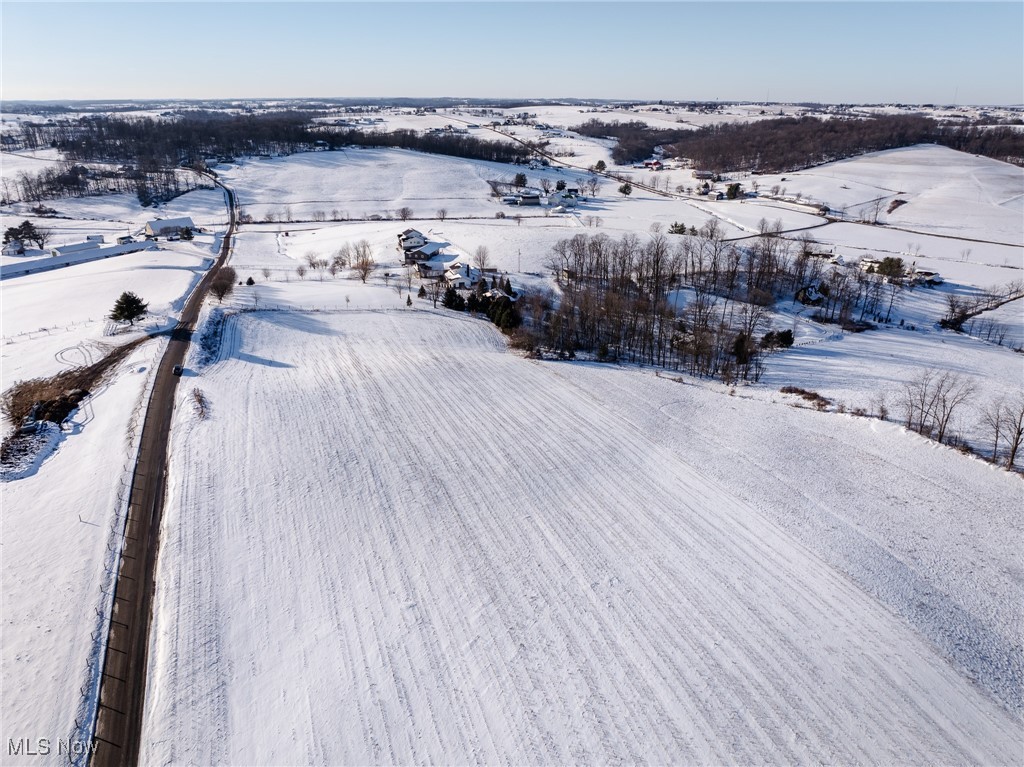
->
[2, 2, 1021, 104]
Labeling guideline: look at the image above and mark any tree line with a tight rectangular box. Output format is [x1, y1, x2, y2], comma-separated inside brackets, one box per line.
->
[1, 160, 210, 206]
[14, 113, 531, 170]
[512, 223, 918, 382]
[571, 115, 1024, 169]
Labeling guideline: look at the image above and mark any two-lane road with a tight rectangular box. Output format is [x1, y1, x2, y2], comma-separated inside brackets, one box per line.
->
[90, 183, 236, 767]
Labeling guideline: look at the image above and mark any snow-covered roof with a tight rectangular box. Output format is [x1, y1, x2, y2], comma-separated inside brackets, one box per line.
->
[412, 241, 448, 258]
[51, 241, 100, 256]
[145, 216, 195, 234]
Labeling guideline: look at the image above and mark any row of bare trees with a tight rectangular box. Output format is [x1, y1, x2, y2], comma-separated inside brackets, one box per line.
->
[1, 162, 209, 206]
[531, 229, 796, 381]
[897, 368, 1024, 469]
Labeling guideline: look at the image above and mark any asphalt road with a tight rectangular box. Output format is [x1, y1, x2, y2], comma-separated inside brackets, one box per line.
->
[90, 183, 236, 767]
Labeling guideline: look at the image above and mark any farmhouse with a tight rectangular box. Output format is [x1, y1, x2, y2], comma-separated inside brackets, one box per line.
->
[444, 263, 483, 290]
[546, 191, 578, 208]
[911, 268, 943, 285]
[417, 261, 445, 279]
[408, 241, 449, 262]
[692, 170, 715, 180]
[144, 216, 194, 237]
[2, 239, 26, 256]
[397, 229, 427, 251]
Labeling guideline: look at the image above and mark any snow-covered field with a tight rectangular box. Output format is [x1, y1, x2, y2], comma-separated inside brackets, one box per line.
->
[1, 188, 226, 763]
[142, 307, 1020, 764]
[752, 145, 1024, 244]
[2, 338, 164, 763]
[1, 243, 214, 392]
[4, 118, 1024, 764]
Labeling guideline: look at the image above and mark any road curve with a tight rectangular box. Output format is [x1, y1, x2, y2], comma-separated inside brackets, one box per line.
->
[89, 182, 236, 767]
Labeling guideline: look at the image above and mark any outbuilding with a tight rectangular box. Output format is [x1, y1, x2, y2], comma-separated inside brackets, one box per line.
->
[144, 216, 194, 237]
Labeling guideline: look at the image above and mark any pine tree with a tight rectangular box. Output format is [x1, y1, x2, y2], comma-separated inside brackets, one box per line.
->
[109, 291, 148, 325]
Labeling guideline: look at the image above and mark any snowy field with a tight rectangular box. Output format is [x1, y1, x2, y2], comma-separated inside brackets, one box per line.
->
[2, 338, 164, 764]
[1, 187, 227, 763]
[752, 145, 1024, 244]
[218, 148, 516, 221]
[1, 243, 215, 392]
[142, 307, 1020, 764]
[3, 123, 1023, 763]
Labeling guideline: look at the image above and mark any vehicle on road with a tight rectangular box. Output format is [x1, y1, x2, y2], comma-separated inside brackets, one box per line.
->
[172, 365, 183, 376]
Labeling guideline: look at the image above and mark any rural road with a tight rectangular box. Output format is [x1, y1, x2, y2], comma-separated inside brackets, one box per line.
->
[89, 181, 236, 767]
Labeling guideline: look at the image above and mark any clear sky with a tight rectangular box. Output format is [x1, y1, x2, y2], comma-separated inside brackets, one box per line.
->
[2, 1, 1022, 104]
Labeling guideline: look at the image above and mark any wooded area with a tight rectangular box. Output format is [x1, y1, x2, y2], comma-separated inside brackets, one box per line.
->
[572, 114, 1024, 169]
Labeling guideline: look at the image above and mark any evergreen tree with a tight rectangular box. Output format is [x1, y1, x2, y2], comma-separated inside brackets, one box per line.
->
[618, 182, 632, 197]
[109, 291, 148, 325]
[417, 284, 427, 299]
[441, 285, 466, 311]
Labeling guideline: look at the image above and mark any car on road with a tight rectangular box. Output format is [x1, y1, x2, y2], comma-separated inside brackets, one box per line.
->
[172, 365, 183, 376]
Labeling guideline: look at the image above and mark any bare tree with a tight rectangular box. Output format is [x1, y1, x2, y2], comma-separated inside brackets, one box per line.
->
[397, 206, 413, 221]
[474, 245, 490, 274]
[932, 372, 974, 443]
[352, 239, 375, 283]
[898, 368, 975, 443]
[296, 265, 307, 280]
[261, 267, 271, 281]
[437, 208, 447, 222]
[210, 266, 237, 302]
[426, 277, 445, 308]
[540, 178, 553, 194]
[35, 226, 52, 249]
[333, 243, 351, 270]
[981, 396, 1007, 462]
[1004, 394, 1024, 469]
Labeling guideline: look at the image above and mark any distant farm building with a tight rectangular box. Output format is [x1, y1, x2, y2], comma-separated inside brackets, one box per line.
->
[692, 170, 715, 180]
[2, 239, 25, 256]
[144, 216, 194, 237]
[50, 241, 101, 258]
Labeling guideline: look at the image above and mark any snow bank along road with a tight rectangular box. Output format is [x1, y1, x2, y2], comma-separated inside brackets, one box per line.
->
[143, 310, 1020, 764]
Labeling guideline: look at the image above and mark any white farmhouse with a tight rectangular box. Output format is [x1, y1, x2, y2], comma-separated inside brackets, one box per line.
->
[2, 239, 25, 256]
